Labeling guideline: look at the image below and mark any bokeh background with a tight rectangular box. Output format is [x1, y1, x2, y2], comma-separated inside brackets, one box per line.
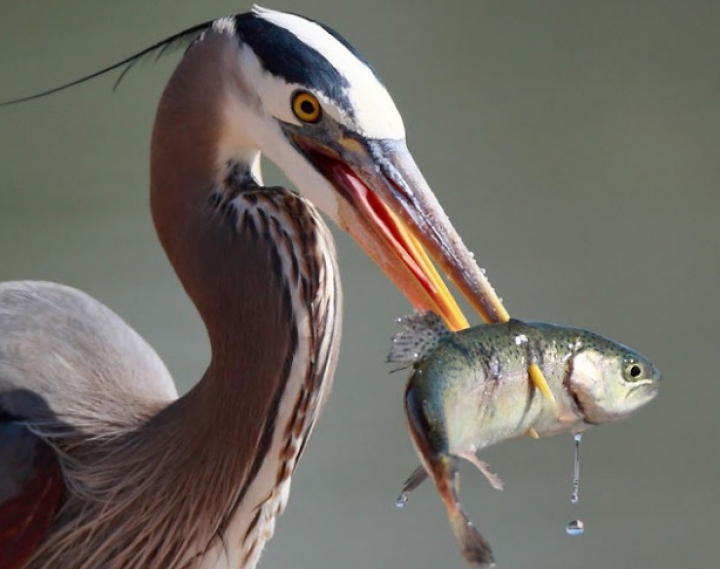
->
[0, 1, 717, 568]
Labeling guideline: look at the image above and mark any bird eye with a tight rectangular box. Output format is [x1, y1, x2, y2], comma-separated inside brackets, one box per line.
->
[624, 362, 644, 381]
[292, 91, 322, 123]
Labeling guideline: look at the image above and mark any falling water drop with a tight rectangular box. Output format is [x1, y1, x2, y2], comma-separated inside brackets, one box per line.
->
[395, 491, 409, 509]
[565, 432, 585, 536]
[566, 519, 585, 536]
[570, 432, 582, 504]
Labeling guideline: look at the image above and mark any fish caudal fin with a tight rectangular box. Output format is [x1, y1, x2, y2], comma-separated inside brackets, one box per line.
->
[433, 456, 495, 567]
[449, 508, 495, 567]
[388, 312, 451, 364]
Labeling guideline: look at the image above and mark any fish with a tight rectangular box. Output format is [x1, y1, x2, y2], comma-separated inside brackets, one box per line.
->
[389, 312, 660, 566]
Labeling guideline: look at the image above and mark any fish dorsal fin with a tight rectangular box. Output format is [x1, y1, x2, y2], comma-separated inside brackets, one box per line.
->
[388, 312, 451, 364]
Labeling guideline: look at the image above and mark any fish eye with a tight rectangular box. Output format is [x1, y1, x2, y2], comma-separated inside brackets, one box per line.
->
[624, 362, 645, 381]
[292, 90, 322, 123]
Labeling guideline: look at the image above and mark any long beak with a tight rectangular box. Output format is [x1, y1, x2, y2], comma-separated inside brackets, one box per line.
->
[292, 134, 509, 330]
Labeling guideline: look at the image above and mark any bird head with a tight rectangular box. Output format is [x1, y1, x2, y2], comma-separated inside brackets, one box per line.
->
[204, 7, 508, 329]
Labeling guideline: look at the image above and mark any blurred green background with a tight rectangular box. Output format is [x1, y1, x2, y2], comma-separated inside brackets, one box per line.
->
[0, 1, 717, 568]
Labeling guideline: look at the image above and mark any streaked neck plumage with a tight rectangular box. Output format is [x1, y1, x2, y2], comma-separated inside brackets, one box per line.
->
[30, 27, 342, 569]
[150, 28, 343, 569]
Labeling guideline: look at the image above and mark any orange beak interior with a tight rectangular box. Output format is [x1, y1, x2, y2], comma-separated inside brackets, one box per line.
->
[358, 187, 469, 331]
[292, 133, 504, 332]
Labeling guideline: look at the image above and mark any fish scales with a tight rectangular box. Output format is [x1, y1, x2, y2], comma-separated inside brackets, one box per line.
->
[391, 313, 660, 567]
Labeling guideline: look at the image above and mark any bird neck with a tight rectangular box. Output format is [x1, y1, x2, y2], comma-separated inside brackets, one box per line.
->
[149, 26, 295, 439]
[150, 29, 263, 345]
[145, 28, 342, 568]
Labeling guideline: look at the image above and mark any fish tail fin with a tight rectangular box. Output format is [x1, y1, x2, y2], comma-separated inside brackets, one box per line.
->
[388, 311, 451, 364]
[448, 507, 496, 567]
[434, 456, 495, 567]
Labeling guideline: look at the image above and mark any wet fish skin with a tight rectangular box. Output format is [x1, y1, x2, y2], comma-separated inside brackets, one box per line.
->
[405, 395, 495, 566]
[394, 314, 660, 566]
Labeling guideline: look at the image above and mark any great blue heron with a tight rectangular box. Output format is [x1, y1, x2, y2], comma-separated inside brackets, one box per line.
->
[0, 7, 525, 569]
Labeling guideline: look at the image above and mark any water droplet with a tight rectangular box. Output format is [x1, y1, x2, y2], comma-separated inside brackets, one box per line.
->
[566, 519, 584, 536]
[395, 492, 409, 509]
[564, 434, 586, 535]
[570, 432, 582, 504]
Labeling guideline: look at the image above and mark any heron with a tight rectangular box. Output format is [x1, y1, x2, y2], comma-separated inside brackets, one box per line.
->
[0, 7, 531, 569]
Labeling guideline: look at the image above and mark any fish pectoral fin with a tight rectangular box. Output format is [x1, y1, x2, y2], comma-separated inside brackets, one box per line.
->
[528, 363, 556, 405]
[396, 465, 429, 508]
[459, 452, 503, 491]
[402, 465, 429, 494]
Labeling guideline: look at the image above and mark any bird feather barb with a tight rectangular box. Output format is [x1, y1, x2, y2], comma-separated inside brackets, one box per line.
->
[0, 22, 212, 106]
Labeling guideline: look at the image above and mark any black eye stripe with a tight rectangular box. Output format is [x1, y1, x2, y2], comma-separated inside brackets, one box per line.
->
[235, 13, 350, 107]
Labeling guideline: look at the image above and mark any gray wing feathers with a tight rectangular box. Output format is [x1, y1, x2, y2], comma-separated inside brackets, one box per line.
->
[0, 281, 177, 424]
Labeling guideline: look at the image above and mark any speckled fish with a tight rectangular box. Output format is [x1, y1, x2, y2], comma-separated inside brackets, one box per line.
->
[389, 313, 660, 566]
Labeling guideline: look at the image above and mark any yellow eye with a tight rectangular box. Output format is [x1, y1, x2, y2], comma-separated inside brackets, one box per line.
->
[292, 91, 321, 123]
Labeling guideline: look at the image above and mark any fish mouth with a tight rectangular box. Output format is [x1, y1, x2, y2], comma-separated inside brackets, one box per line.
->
[569, 376, 660, 426]
[626, 380, 660, 405]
